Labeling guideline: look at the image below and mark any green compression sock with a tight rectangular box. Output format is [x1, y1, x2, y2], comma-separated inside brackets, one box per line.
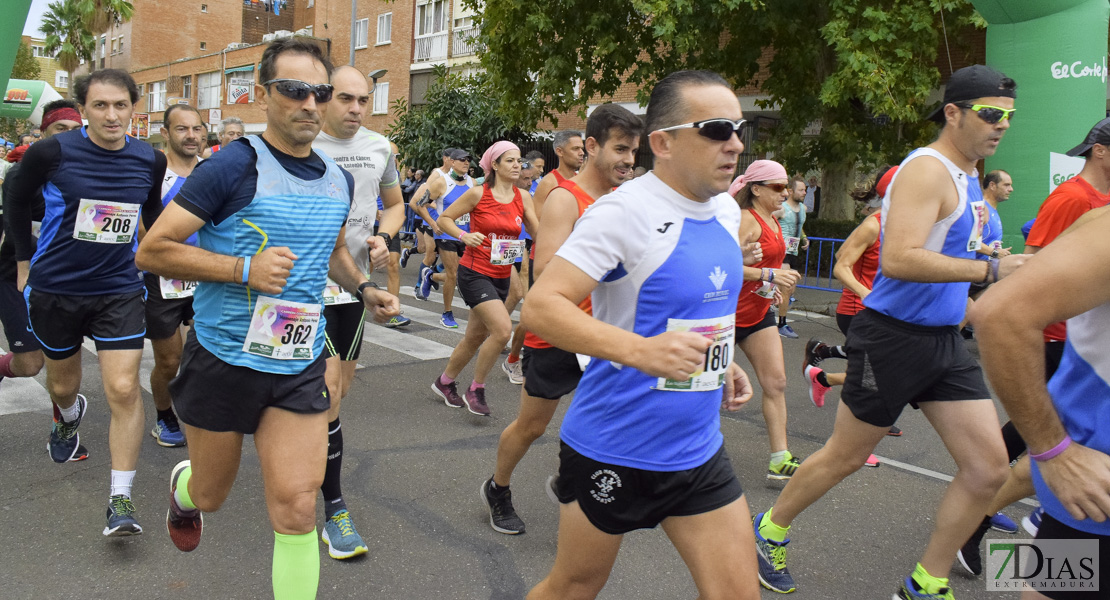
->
[759, 509, 791, 543]
[911, 562, 949, 595]
[273, 529, 320, 600]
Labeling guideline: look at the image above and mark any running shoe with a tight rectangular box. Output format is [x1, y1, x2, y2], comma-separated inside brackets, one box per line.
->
[384, 315, 412, 328]
[321, 510, 369, 559]
[768, 455, 802, 480]
[957, 517, 992, 577]
[778, 324, 799, 339]
[440, 311, 458, 329]
[804, 365, 830, 408]
[464, 386, 491, 416]
[753, 512, 796, 593]
[413, 282, 427, 301]
[887, 426, 903, 437]
[803, 338, 829, 368]
[151, 417, 186, 448]
[104, 495, 142, 536]
[502, 359, 523, 385]
[399, 247, 412, 269]
[480, 478, 526, 535]
[865, 454, 880, 468]
[893, 576, 954, 600]
[1022, 506, 1043, 537]
[431, 377, 465, 408]
[989, 512, 1018, 534]
[48, 394, 88, 463]
[420, 267, 434, 299]
[167, 460, 203, 551]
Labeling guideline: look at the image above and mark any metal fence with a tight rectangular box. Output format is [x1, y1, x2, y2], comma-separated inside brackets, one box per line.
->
[796, 236, 845, 292]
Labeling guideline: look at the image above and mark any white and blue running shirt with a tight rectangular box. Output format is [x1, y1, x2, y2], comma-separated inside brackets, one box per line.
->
[555, 172, 745, 471]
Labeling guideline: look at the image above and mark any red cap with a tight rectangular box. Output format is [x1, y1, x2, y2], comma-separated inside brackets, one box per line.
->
[876, 166, 898, 198]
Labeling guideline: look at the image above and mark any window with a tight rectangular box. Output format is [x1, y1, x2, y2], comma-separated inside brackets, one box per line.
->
[416, 0, 447, 36]
[117, 36, 124, 53]
[372, 82, 389, 114]
[197, 71, 221, 109]
[111, 38, 117, 54]
[454, 16, 473, 29]
[182, 75, 192, 101]
[55, 71, 69, 89]
[200, 41, 207, 51]
[99, 35, 106, 58]
[307, 0, 314, 6]
[376, 13, 391, 45]
[201, 4, 207, 12]
[353, 18, 368, 49]
[149, 80, 166, 111]
[31, 45, 45, 58]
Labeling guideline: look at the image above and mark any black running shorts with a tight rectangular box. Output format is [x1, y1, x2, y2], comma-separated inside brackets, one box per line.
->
[735, 310, 776, 343]
[143, 274, 194, 340]
[26, 287, 146, 359]
[387, 233, 401, 254]
[552, 441, 744, 535]
[522, 346, 582, 400]
[457, 265, 509, 308]
[323, 302, 366, 362]
[170, 329, 330, 434]
[435, 239, 465, 257]
[0, 279, 40, 353]
[1033, 512, 1109, 600]
[840, 309, 991, 428]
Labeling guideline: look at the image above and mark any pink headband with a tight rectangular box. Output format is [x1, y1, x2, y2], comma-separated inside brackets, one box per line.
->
[728, 159, 789, 197]
[479, 140, 520, 175]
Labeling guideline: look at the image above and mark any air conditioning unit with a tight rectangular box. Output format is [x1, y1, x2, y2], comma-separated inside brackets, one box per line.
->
[227, 42, 249, 50]
[262, 33, 277, 42]
[274, 30, 293, 39]
[294, 27, 312, 37]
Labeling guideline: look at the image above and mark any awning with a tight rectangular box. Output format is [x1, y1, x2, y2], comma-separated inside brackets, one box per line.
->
[224, 65, 255, 75]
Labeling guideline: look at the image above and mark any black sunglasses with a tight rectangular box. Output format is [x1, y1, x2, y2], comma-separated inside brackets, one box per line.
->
[954, 103, 1015, 125]
[656, 118, 747, 142]
[262, 79, 334, 103]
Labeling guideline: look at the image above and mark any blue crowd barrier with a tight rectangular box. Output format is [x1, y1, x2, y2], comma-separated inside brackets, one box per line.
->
[795, 236, 845, 293]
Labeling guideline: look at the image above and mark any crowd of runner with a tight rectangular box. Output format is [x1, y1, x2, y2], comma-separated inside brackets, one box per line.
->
[1, 37, 1108, 600]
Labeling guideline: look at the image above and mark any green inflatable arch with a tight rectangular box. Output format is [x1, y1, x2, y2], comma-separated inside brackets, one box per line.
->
[972, 0, 1109, 248]
[2, 1, 35, 97]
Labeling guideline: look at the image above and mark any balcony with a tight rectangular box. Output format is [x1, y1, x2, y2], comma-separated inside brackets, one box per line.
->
[451, 26, 479, 57]
[414, 32, 448, 63]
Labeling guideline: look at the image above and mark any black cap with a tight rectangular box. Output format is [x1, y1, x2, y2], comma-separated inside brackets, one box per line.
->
[441, 147, 455, 158]
[927, 65, 1017, 123]
[1066, 117, 1110, 157]
[449, 148, 471, 161]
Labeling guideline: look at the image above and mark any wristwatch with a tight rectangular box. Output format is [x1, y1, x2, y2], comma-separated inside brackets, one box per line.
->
[355, 280, 380, 303]
[990, 249, 999, 259]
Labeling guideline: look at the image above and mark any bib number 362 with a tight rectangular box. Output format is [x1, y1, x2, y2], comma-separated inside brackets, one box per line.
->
[242, 296, 321, 360]
[655, 315, 735, 392]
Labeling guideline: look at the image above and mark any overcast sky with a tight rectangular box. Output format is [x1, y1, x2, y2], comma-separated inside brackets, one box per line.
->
[22, 0, 52, 38]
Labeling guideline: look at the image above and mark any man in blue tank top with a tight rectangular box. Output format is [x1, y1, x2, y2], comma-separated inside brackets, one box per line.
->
[136, 39, 399, 600]
[6, 69, 167, 537]
[524, 70, 760, 600]
[972, 207, 1110, 600]
[753, 65, 1030, 600]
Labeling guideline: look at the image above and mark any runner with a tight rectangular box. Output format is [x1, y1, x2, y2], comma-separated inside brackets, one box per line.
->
[0, 100, 82, 388]
[414, 149, 475, 327]
[6, 69, 168, 536]
[144, 103, 207, 449]
[752, 64, 1028, 598]
[729, 160, 803, 480]
[202, 117, 245, 157]
[136, 39, 399, 598]
[406, 150, 452, 300]
[971, 207, 1110, 600]
[311, 64, 403, 559]
[774, 177, 808, 338]
[524, 70, 758, 600]
[481, 103, 643, 534]
[430, 141, 539, 416]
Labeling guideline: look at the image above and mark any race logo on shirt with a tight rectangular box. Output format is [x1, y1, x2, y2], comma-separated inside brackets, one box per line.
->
[704, 266, 730, 302]
[589, 469, 622, 504]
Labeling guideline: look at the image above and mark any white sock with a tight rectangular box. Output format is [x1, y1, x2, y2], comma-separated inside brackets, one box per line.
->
[770, 450, 790, 466]
[58, 397, 82, 422]
[110, 470, 136, 498]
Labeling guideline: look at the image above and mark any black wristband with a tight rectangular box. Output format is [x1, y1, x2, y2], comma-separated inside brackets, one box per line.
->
[355, 280, 380, 303]
[377, 232, 392, 248]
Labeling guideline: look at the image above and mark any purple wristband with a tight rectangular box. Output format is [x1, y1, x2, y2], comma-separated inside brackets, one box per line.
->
[1030, 435, 1072, 462]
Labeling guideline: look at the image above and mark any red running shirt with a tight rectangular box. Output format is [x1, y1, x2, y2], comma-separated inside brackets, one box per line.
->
[835, 212, 882, 316]
[524, 180, 595, 350]
[460, 185, 525, 279]
[736, 209, 786, 327]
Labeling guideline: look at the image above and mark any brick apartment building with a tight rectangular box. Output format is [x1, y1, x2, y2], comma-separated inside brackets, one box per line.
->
[20, 35, 70, 96]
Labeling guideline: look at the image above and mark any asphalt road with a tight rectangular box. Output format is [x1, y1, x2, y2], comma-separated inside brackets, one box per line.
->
[0, 267, 1032, 599]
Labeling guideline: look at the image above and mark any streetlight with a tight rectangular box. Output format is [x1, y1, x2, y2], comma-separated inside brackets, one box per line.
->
[368, 68, 387, 96]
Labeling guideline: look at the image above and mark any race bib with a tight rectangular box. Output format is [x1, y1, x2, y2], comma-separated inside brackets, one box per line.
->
[576, 353, 591, 372]
[785, 236, 800, 254]
[159, 276, 196, 299]
[966, 200, 987, 252]
[455, 213, 471, 228]
[73, 199, 139, 244]
[753, 281, 777, 299]
[490, 238, 526, 265]
[655, 316, 735, 391]
[322, 278, 358, 305]
[242, 296, 321, 360]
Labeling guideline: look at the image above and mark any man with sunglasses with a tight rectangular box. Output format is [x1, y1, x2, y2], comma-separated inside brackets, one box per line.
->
[525, 70, 759, 600]
[137, 39, 399, 600]
[310, 64, 404, 559]
[753, 64, 1029, 599]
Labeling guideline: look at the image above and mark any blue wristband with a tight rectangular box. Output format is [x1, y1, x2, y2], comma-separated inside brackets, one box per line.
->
[241, 256, 251, 285]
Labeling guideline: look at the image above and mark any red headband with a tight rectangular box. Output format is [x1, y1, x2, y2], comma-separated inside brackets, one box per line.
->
[41, 107, 82, 131]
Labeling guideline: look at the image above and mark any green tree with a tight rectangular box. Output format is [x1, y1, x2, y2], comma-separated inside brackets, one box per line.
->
[76, 0, 134, 35]
[40, 0, 95, 74]
[0, 42, 43, 145]
[387, 64, 535, 174]
[469, 0, 983, 219]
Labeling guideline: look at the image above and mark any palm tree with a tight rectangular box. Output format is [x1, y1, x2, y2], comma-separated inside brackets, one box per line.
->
[40, 0, 95, 74]
[76, 0, 134, 35]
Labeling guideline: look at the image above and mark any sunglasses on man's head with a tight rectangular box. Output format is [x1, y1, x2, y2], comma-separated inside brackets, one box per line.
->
[262, 79, 334, 103]
[755, 181, 788, 193]
[657, 118, 747, 142]
[954, 103, 1015, 124]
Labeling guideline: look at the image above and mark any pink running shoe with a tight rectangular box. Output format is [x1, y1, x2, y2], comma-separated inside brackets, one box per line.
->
[804, 365, 830, 408]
